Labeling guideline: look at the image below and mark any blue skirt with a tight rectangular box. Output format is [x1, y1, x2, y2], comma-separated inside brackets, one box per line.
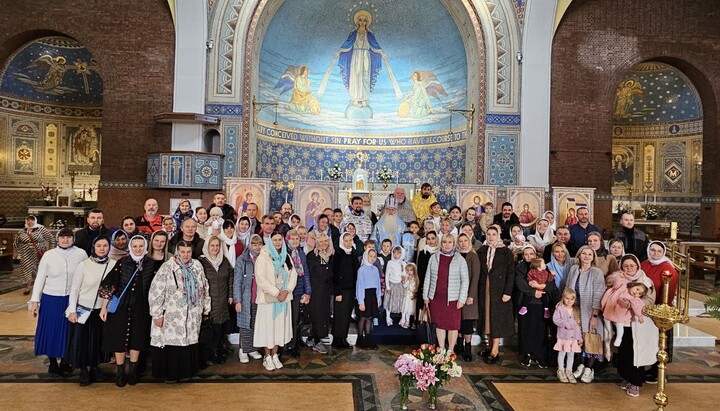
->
[34, 294, 70, 358]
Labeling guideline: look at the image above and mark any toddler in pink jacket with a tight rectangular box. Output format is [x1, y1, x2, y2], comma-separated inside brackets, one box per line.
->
[601, 274, 647, 347]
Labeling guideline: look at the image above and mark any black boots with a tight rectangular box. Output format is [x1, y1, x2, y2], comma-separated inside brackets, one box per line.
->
[79, 368, 91, 387]
[455, 339, 464, 354]
[127, 362, 138, 386]
[48, 358, 61, 376]
[463, 341, 472, 362]
[356, 335, 368, 349]
[115, 364, 127, 387]
[366, 334, 378, 350]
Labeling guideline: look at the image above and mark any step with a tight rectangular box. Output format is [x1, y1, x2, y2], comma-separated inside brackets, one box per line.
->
[689, 297, 709, 317]
[673, 322, 716, 347]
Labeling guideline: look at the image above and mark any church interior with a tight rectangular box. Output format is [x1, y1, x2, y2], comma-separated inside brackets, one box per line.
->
[1, 1, 720, 410]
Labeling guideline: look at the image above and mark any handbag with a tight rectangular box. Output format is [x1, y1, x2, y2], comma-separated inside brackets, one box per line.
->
[583, 331, 603, 355]
[416, 306, 438, 346]
[107, 266, 140, 313]
[27, 232, 45, 260]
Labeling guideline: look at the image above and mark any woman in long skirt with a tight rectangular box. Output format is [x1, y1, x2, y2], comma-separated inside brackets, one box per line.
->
[65, 236, 116, 386]
[234, 234, 264, 362]
[29, 228, 87, 376]
[15, 215, 56, 295]
[148, 241, 210, 383]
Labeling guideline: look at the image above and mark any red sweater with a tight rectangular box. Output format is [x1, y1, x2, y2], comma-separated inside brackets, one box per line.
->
[641, 260, 679, 306]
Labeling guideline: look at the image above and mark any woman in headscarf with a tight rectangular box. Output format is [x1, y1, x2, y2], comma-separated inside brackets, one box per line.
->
[15, 215, 56, 294]
[640, 240, 678, 382]
[587, 231, 619, 277]
[478, 226, 515, 363]
[306, 233, 334, 354]
[515, 245, 557, 368]
[528, 218, 556, 257]
[234, 234, 264, 363]
[254, 231, 297, 371]
[415, 230, 438, 325]
[344, 222, 365, 259]
[149, 241, 210, 383]
[285, 229, 311, 357]
[30, 228, 87, 376]
[108, 230, 129, 261]
[610, 254, 658, 397]
[457, 233, 481, 361]
[198, 235, 233, 366]
[219, 220, 242, 268]
[235, 216, 253, 248]
[194, 207, 209, 240]
[65, 236, 116, 386]
[99, 235, 152, 387]
[423, 232, 469, 353]
[173, 199, 194, 232]
[565, 245, 606, 383]
[543, 211, 557, 233]
[332, 232, 360, 349]
[547, 242, 573, 292]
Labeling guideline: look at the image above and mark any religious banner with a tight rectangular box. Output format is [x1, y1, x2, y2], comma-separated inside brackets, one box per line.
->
[506, 186, 545, 229]
[552, 187, 596, 225]
[226, 178, 271, 217]
[455, 184, 497, 214]
[293, 180, 339, 229]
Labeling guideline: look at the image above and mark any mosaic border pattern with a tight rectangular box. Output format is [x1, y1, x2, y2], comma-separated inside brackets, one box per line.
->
[205, 104, 243, 116]
[0, 96, 102, 119]
[466, 373, 720, 411]
[485, 113, 520, 126]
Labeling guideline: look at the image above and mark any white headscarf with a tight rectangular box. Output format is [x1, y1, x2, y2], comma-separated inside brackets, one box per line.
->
[646, 240, 672, 266]
[218, 226, 238, 268]
[338, 232, 354, 254]
[128, 235, 148, 263]
[202, 235, 226, 271]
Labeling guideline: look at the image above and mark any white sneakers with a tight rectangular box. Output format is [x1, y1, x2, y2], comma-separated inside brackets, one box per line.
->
[572, 364, 585, 379]
[565, 369, 577, 384]
[239, 350, 249, 363]
[271, 354, 283, 369]
[263, 356, 275, 371]
[557, 369, 568, 383]
[580, 368, 594, 383]
[248, 351, 263, 360]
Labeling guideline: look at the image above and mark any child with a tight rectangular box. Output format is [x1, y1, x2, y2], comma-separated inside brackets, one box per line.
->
[508, 225, 527, 258]
[478, 202, 494, 236]
[365, 239, 384, 327]
[400, 263, 418, 328]
[601, 279, 647, 347]
[521, 258, 555, 318]
[356, 249, 382, 350]
[553, 288, 583, 384]
[429, 202, 443, 230]
[378, 239, 392, 270]
[384, 246, 406, 326]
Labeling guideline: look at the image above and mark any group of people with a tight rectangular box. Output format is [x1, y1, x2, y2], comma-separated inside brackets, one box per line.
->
[21, 185, 677, 397]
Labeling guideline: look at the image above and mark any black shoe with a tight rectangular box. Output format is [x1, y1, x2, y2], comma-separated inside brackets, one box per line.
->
[79, 369, 91, 387]
[58, 362, 73, 377]
[356, 335, 367, 349]
[288, 347, 300, 358]
[520, 354, 532, 368]
[115, 364, 127, 387]
[645, 373, 658, 384]
[332, 341, 348, 350]
[92, 367, 106, 382]
[366, 335, 378, 350]
[127, 362, 138, 386]
[485, 354, 500, 365]
[536, 358, 548, 369]
[480, 348, 491, 359]
[463, 342, 472, 362]
[455, 340, 464, 354]
[48, 362, 61, 377]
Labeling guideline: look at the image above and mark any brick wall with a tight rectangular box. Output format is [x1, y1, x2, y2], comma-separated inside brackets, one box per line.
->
[551, 0, 720, 235]
[0, 0, 176, 225]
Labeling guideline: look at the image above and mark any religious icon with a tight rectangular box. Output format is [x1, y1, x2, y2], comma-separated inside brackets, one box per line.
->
[14, 55, 99, 95]
[274, 65, 321, 115]
[397, 70, 447, 119]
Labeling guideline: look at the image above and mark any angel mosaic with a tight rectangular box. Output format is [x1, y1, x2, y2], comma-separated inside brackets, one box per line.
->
[613, 79, 643, 118]
[397, 70, 447, 119]
[274, 65, 321, 115]
[14, 54, 99, 95]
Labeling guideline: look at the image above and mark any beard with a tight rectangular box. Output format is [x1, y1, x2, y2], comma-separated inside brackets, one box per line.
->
[421, 194, 430, 199]
[383, 214, 398, 233]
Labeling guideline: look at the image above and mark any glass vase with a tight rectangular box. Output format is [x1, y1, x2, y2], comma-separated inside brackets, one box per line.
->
[427, 384, 439, 409]
[399, 377, 411, 410]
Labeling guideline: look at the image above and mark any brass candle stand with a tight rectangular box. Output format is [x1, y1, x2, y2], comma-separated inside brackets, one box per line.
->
[642, 239, 690, 411]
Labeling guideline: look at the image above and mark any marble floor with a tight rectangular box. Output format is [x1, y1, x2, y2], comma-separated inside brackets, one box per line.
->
[1, 288, 720, 410]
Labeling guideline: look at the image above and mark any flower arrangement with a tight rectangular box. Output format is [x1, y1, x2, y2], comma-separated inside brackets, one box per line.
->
[327, 164, 343, 181]
[393, 344, 463, 409]
[644, 203, 660, 219]
[377, 165, 393, 182]
[615, 201, 631, 215]
[40, 184, 60, 201]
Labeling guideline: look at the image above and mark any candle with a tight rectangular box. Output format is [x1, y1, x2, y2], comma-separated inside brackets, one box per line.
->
[285, 191, 288, 203]
[670, 222, 678, 240]
[320, 169, 323, 181]
[644, 193, 648, 204]
[396, 171, 399, 185]
[654, 193, 657, 204]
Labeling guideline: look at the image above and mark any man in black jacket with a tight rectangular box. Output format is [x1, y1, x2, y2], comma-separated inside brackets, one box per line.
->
[493, 202, 520, 243]
[612, 212, 649, 261]
[74, 208, 109, 255]
[207, 192, 236, 222]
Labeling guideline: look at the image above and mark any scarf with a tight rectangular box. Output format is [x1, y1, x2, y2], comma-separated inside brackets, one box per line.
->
[129, 235, 148, 265]
[361, 249, 375, 266]
[485, 238, 504, 270]
[621, 254, 645, 282]
[235, 217, 252, 246]
[218, 229, 238, 268]
[248, 234, 262, 304]
[108, 230, 129, 261]
[338, 233, 354, 254]
[90, 236, 111, 264]
[202, 235, 226, 271]
[528, 219, 555, 247]
[646, 240, 672, 266]
[267, 241, 290, 319]
[289, 247, 305, 277]
[248, 235, 262, 259]
[424, 243, 438, 254]
[313, 234, 334, 263]
[548, 250, 573, 288]
[175, 254, 201, 307]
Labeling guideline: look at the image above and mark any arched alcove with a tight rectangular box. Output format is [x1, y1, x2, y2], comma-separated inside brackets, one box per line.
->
[0, 35, 102, 217]
[611, 61, 702, 232]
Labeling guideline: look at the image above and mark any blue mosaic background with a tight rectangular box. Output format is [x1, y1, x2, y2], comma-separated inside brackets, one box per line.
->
[223, 124, 239, 177]
[486, 133, 517, 186]
[147, 153, 224, 190]
[256, 139, 465, 211]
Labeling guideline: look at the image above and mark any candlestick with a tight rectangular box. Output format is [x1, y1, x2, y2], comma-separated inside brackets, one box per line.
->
[670, 222, 678, 240]
[396, 171, 399, 185]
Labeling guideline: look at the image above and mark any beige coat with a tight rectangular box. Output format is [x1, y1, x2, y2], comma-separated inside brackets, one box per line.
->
[254, 246, 298, 305]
